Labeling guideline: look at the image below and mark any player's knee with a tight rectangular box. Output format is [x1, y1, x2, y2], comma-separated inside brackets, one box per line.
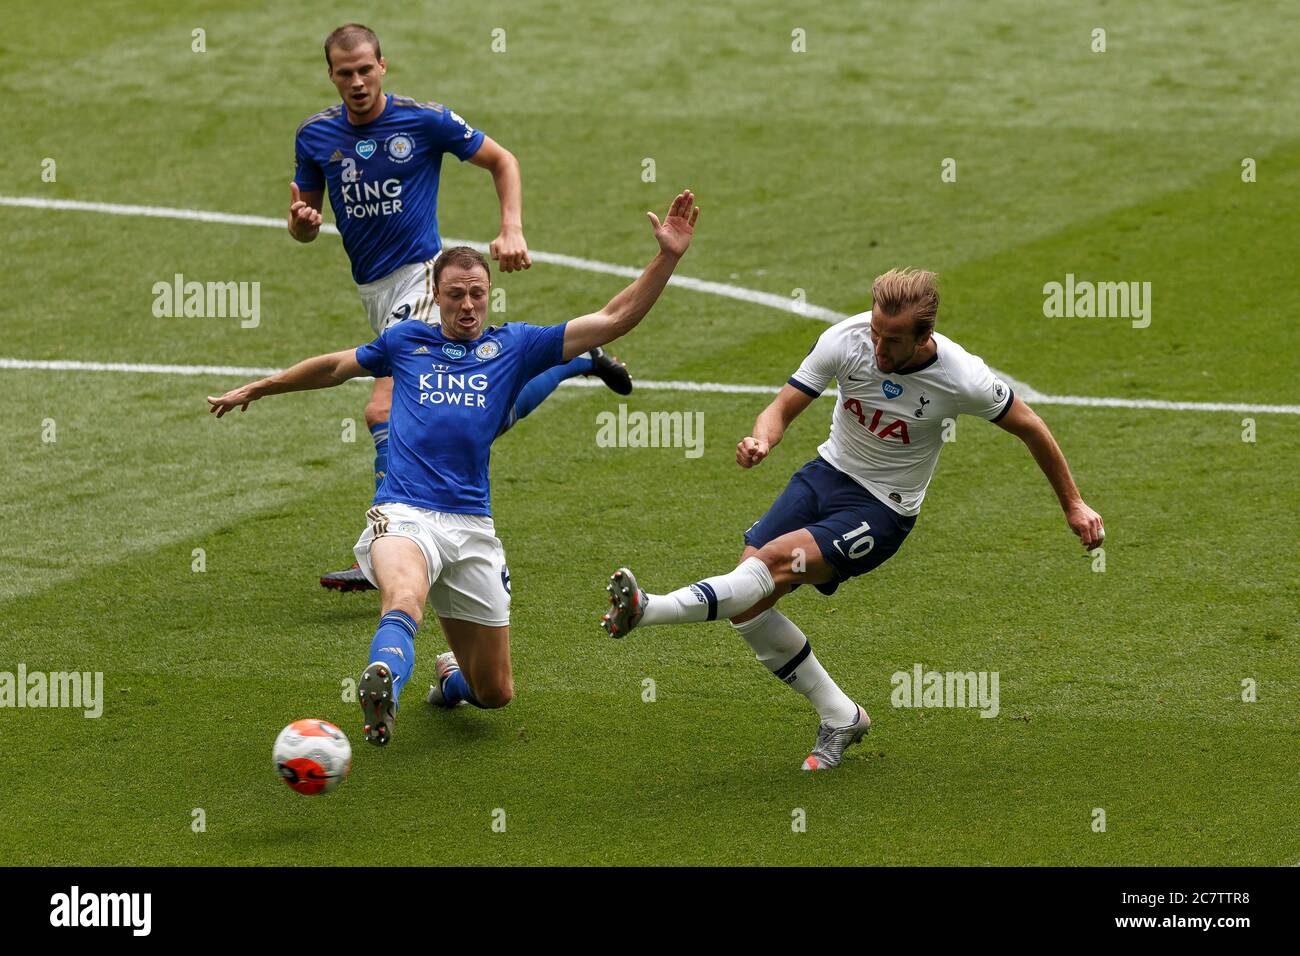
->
[753, 543, 797, 585]
[474, 677, 513, 709]
[381, 592, 424, 626]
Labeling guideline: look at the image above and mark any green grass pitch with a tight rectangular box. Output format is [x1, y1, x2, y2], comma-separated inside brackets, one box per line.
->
[1, 0, 1296, 865]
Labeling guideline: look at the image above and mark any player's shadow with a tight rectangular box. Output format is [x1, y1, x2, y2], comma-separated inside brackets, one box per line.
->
[415, 707, 501, 745]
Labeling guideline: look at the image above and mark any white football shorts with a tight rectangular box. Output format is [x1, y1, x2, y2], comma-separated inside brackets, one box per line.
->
[357, 256, 439, 335]
[353, 503, 512, 627]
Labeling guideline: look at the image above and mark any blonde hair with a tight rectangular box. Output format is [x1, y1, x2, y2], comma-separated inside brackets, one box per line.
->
[871, 268, 940, 337]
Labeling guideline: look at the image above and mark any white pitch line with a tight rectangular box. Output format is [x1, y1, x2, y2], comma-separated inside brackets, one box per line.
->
[5, 358, 1299, 414]
[0, 195, 842, 322]
[0, 357, 778, 395]
[2, 195, 1297, 414]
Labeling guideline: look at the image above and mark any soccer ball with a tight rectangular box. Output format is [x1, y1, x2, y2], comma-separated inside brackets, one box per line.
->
[273, 719, 352, 795]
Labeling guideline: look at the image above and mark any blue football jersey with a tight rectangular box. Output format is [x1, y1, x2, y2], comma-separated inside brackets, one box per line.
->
[355, 320, 568, 515]
[294, 94, 485, 284]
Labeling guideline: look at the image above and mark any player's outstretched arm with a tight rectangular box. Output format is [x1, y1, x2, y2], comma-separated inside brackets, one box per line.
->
[737, 385, 817, 468]
[206, 349, 367, 418]
[561, 189, 699, 360]
[288, 181, 324, 243]
[995, 395, 1105, 549]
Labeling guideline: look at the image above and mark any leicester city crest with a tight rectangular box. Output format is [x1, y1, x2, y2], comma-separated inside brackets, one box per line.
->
[385, 134, 414, 163]
[474, 341, 500, 361]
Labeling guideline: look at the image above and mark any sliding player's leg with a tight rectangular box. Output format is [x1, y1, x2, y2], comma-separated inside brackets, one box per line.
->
[356, 529, 435, 745]
[427, 617, 514, 709]
[420, 513, 515, 709]
[498, 347, 632, 436]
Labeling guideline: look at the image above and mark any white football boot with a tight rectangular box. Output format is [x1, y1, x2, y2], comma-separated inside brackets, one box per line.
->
[801, 704, 871, 770]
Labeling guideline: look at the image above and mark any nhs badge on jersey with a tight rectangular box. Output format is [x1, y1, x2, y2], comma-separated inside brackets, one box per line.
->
[385, 134, 414, 164]
[442, 343, 467, 359]
[355, 139, 377, 159]
[474, 341, 500, 361]
[882, 380, 903, 399]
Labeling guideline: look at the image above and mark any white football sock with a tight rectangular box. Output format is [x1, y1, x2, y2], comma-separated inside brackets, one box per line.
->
[732, 609, 858, 725]
[639, 556, 775, 626]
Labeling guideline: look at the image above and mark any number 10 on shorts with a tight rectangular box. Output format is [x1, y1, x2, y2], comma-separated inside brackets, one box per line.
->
[832, 521, 875, 560]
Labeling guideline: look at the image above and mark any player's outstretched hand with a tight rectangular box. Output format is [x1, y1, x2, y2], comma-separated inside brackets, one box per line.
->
[1066, 500, 1105, 550]
[490, 226, 531, 273]
[647, 189, 699, 259]
[206, 383, 261, 419]
[736, 436, 769, 469]
[288, 181, 322, 239]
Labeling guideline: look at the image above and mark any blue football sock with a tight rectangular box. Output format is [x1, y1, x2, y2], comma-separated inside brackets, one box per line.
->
[369, 610, 417, 707]
[510, 356, 595, 424]
[369, 420, 389, 491]
[441, 668, 483, 708]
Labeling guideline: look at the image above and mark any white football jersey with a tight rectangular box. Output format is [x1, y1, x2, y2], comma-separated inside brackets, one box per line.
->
[788, 312, 1014, 516]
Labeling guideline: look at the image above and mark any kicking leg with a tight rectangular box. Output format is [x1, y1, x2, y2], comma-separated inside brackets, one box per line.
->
[604, 529, 869, 769]
[427, 617, 514, 709]
[358, 535, 431, 745]
[728, 543, 860, 726]
[603, 528, 833, 634]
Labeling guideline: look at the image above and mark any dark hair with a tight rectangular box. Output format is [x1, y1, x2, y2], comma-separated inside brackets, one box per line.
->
[324, 24, 381, 69]
[434, 246, 492, 288]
